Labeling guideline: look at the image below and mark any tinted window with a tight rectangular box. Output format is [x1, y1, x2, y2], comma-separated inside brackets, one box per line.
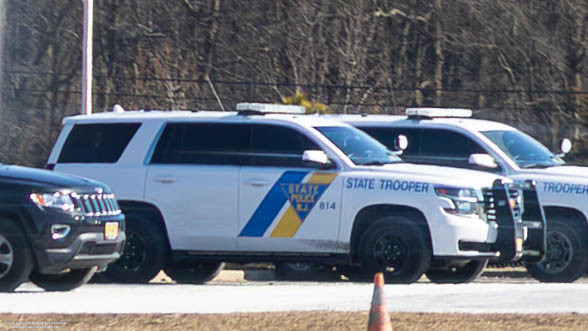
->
[250, 124, 320, 167]
[420, 129, 485, 157]
[151, 123, 249, 165]
[315, 126, 401, 165]
[58, 123, 141, 163]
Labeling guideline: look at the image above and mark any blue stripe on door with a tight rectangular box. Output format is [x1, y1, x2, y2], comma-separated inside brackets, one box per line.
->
[239, 171, 309, 237]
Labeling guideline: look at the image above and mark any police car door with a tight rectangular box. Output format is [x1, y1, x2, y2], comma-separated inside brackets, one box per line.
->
[146, 122, 247, 251]
[238, 123, 342, 252]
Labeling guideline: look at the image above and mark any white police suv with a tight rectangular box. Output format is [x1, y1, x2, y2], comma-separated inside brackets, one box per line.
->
[337, 108, 588, 282]
[45, 104, 543, 284]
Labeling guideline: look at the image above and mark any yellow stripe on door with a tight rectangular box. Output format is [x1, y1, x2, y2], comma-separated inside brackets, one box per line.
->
[270, 172, 337, 238]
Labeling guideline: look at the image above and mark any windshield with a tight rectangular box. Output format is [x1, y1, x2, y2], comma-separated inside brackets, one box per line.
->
[315, 126, 402, 166]
[482, 130, 565, 168]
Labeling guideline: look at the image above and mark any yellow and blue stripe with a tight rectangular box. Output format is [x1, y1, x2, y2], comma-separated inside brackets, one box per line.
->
[239, 171, 337, 238]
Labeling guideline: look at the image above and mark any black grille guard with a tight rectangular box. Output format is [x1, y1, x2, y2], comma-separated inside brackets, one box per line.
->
[486, 179, 546, 263]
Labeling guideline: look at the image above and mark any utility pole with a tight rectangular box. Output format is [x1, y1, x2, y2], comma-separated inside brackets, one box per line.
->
[81, 0, 93, 115]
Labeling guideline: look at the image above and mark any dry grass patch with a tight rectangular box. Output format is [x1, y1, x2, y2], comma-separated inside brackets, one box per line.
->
[1, 312, 587, 330]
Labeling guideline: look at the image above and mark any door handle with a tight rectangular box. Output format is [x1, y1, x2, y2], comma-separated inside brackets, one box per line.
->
[153, 176, 176, 184]
[244, 179, 269, 187]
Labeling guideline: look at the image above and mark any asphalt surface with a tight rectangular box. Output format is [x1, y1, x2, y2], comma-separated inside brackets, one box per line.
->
[3, 271, 588, 314]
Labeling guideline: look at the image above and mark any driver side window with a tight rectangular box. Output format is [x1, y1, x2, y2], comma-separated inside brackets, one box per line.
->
[419, 129, 499, 171]
[249, 124, 322, 168]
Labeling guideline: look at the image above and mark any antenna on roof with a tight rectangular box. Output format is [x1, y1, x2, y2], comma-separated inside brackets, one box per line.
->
[205, 74, 225, 112]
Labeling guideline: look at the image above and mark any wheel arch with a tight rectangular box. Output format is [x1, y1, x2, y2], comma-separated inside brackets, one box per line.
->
[118, 200, 171, 251]
[0, 209, 34, 234]
[0, 210, 39, 272]
[349, 204, 432, 262]
[543, 206, 588, 239]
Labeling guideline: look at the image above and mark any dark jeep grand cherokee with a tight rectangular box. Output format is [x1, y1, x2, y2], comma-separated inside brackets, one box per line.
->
[0, 164, 125, 291]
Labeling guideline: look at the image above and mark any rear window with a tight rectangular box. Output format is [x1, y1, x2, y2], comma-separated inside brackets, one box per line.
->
[58, 123, 141, 163]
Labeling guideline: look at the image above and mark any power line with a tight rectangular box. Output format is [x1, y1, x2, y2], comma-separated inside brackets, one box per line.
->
[6, 70, 588, 95]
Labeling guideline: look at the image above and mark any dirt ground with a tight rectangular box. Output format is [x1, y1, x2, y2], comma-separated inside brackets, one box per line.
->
[1, 312, 587, 330]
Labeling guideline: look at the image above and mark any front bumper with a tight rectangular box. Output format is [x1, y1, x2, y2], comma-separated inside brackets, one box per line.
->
[31, 214, 126, 274]
[460, 180, 546, 263]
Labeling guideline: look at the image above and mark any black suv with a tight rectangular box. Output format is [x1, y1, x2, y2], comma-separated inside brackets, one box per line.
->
[0, 164, 125, 291]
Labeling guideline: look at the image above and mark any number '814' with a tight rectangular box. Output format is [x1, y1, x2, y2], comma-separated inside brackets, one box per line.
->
[319, 202, 336, 210]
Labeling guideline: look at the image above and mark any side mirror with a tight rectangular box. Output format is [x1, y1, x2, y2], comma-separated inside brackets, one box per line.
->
[395, 135, 408, 151]
[469, 153, 498, 169]
[559, 138, 572, 155]
[302, 150, 332, 168]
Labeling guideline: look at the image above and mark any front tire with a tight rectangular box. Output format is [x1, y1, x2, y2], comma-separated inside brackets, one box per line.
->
[0, 220, 33, 292]
[359, 217, 431, 284]
[525, 218, 588, 283]
[29, 267, 97, 291]
[164, 262, 224, 284]
[104, 215, 167, 283]
[426, 259, 488, 284]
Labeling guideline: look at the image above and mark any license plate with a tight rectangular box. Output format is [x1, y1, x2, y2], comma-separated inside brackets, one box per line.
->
[104, 222, 119, 240]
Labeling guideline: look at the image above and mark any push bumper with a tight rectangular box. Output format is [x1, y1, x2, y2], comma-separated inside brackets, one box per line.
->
[482, 179, 546, 263]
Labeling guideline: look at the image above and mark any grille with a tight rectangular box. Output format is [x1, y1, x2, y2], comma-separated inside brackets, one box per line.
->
[482, 184, 523, 222]
[508, 186, 523, 221]
[70, 192, 121, 217]
[482, 188, 495, 222]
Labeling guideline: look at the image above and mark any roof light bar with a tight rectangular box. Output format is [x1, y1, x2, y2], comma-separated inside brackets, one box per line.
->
[236, 103, 306, 114]
[406, 108, 472, 118]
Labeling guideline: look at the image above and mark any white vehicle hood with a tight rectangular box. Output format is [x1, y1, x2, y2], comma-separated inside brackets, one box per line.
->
[375, 163, 507, 190]
[521, 165, 588, 179]
[514, 165, 588, 188]
[513, 166, 588, 210]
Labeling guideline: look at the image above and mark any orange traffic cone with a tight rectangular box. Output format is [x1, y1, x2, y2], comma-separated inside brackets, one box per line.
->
[367, 272, 392, 331]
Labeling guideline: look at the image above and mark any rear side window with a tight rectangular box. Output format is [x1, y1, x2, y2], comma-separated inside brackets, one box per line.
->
[58, 123, 141, 163]
[150, 123, 250, 165]
[150, 122, 322, 168]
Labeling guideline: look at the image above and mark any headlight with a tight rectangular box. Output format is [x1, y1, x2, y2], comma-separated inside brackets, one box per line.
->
[30, 192, 75, 213]
[434, 186, 482, 217]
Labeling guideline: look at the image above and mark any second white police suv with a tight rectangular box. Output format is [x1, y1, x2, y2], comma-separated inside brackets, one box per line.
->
[46, 103, 544, 284]
[336, 107, 588, 282]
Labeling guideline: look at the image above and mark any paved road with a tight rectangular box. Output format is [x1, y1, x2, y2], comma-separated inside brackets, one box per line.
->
[4, 277, 588, 314]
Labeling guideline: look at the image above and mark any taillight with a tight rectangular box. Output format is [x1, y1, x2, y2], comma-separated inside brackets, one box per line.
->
[45, 163, 55, 170]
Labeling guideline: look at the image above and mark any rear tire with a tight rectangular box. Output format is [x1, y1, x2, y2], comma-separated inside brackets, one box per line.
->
[104, 215, 167, 283]
[0, 220, 33, 292]
[426, 259, 488, 284]
[359, 216, 431, 284]
[525, 218, 588, 283]
[164, 262, 224, 284]
[30, 267, 96, 291]
[274, 262, 339, 281]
